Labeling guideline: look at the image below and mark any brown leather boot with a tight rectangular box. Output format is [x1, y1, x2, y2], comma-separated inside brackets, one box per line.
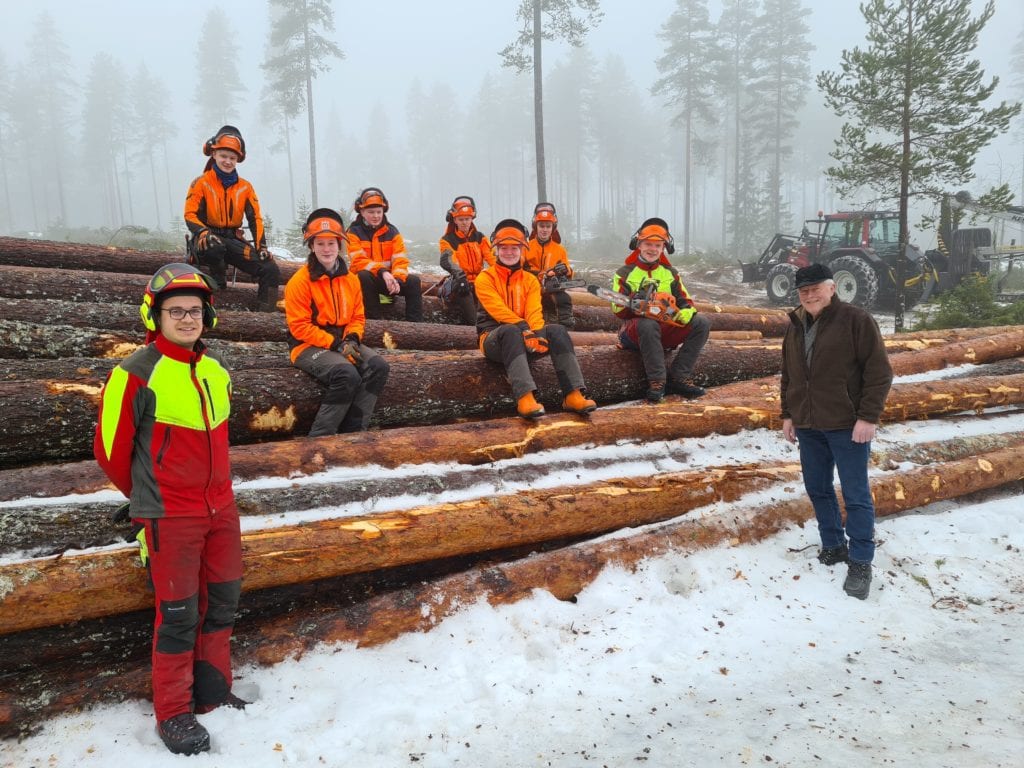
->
[517, 391, 546, 419]
[561, 389, 597, 414]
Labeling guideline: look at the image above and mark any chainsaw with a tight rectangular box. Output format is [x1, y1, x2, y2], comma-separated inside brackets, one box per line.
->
[541, 275, 588, 294]
[586, 283, 687, 327]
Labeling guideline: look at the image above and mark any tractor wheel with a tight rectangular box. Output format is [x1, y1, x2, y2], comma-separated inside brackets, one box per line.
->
[829, 255, 879, 308]
[765, 263, 797, 305]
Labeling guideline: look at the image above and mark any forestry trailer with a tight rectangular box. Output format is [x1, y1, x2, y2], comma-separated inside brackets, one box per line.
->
[739, 210, 933, 309]
[740, 197, 1024, 309]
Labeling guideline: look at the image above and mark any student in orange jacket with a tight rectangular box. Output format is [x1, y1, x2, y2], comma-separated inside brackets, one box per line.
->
[523, 202, 576, 328]
[438, 195, 493, 325]
[94, 263, 245, 756]
[475, 218, 597, 420]
[284, 208, 390, 436]
[184, 125, 281, 310]
[346, 187, 423, 322]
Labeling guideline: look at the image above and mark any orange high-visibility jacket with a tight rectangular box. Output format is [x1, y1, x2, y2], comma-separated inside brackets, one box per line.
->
[524, 238, 572, 278]
[284, 257, 366, 363]
[439, 226, 493, 281]
[474, 261, 545, 338]
[184, 168, 267, 250]
[347, 219, 410, 279]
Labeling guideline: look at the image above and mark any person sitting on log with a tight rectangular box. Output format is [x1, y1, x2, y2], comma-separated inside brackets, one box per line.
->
[524, 202, 576, 329]
[93, 263, 246, 756]
[438, 195, 493, 325]
[475, 218, 597, 420]
[610, 218, 711, 403]
[346, 187, 423, 322]
[184, 125, 281, 311]
[284, 208, 390, 436]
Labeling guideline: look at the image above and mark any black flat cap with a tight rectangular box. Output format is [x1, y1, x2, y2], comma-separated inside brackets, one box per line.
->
[794, 263, 833, 289]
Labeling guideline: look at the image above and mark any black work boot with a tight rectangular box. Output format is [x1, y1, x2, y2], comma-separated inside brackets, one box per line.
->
[667, 380, 706, 399]
[157, 713, 211, 755]
[843, 561, 872, 600]
[817, 544, 849, 565]
[646, 380, 666, 403]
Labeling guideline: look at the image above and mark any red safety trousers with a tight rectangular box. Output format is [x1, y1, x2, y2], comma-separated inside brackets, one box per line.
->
[142, 506, 243, 722]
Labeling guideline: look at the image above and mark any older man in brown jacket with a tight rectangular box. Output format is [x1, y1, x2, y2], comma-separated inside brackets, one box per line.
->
[780, 263, 892, 600]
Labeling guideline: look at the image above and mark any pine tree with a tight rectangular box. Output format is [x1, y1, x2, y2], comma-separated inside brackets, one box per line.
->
[748, 0, 812, 234]
[654, 0, 721, 257]
[714, 0, 762, 259]
[1009, 22, 1024, 203]
[130, 64, 176, 230]
[501, 0, 603, 201]
[192, 9, 246, 134]
[0, 52, 13, 232]
[817, 0, 1021, 330]
[263, 0, 344, 208]
[81, 54, 128, 229]
[27, 12, 75, 228]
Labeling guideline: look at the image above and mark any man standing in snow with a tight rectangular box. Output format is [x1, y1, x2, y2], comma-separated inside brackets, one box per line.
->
[780, 263, 892, 600]
[94, 264, 246, 755]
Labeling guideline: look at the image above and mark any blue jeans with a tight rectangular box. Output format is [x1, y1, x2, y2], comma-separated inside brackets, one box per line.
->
[796, 428, 875, 563]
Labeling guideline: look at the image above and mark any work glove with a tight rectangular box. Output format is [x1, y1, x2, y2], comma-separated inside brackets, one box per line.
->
[550, 262, 570, 278]
[452, 271, 471, 296]
[195, 229, 220, 252]
[522, 329, 550, 355]
[111, 503, 149, 567]
[675, 306, 697, 324]
[257, 248, 272, 262]
[332, 334, 363, 365]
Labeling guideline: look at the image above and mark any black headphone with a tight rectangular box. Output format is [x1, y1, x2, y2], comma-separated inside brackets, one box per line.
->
[629, 217, 675, 254]
[354, 187, 389, 213]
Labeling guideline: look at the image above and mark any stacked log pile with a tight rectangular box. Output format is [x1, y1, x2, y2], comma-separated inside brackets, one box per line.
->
[1, 236, 1023, 738]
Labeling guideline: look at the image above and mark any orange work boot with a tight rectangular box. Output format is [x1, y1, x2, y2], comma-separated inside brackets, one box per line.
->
[517, 391, 546, 419]
[561, 389, 597, 414]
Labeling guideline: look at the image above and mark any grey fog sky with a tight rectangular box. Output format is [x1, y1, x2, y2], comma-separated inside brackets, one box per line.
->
[3, 0, 1023, 234]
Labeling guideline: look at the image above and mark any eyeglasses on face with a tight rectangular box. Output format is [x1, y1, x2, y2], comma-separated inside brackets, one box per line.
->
[161, 307, 204, 320]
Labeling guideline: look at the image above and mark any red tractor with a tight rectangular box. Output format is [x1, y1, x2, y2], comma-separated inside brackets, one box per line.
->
[740, 210, 935, 309]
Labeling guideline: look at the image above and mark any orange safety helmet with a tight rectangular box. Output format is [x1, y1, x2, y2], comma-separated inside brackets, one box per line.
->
[203, 125, 246, 162]
[446, 195, 477, 222]
[354, 187, 389, 213]
[140, 263, 217, 332]
[303, 208, 347, 246]
[490, 218, 530, 249]
[532, 202, 557, 225]
[629, 217, 675, 255]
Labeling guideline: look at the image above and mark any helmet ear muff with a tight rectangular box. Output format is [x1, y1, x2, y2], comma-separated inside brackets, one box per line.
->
[203, 302, 218, 329]
[140, 293, 157, 332]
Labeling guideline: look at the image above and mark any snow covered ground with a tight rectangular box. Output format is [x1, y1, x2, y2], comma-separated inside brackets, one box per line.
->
[2, 378, 1023, 767]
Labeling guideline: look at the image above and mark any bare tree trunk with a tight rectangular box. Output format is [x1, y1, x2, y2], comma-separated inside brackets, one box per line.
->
[532, 0, 546, 202]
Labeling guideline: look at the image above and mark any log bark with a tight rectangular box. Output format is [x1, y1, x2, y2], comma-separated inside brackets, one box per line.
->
[0, 463, 805, 635]
[7, 411, 1024, 561]
[0, 235, 303, 283]
[6, 326, 1024, 468]
[0, 318, 626, 362]
[1, 443, 1021, 734]
[0, 342, 784, 468]
[2, 368, 1022, 502]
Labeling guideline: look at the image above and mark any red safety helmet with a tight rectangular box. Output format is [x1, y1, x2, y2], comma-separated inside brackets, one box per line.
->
[140, 263, 217, 332]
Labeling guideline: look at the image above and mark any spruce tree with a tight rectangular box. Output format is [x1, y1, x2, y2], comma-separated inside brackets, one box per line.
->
[192, 9, 246, 134]
[817, 0, 1020, 330]
[654, 0, 721, 257]
[263, 0, 344, 208]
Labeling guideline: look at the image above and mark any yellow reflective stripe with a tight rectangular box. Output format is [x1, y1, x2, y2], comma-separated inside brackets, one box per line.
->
[100, 367, 130, 460]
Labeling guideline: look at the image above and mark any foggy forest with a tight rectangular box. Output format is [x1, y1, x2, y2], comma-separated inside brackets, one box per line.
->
[2, 0, 1023, 265]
